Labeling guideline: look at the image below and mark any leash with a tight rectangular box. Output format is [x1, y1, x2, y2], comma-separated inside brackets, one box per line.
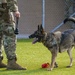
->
[14, 17, 19, 35]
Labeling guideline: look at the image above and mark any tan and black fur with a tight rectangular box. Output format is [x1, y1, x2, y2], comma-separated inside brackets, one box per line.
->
[29, 17, 75, 71]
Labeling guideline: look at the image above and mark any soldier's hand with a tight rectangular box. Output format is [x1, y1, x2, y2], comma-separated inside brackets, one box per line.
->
[14, 11, 20, 18]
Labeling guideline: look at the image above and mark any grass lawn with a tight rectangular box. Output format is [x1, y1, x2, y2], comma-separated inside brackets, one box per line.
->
[0, 39, 75, 75]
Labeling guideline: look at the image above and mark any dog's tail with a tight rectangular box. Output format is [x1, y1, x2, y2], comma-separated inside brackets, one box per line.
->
[64, 17, 75, 24]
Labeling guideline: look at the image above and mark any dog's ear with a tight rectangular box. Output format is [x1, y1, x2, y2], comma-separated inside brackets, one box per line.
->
[38, 25, 40, 30]
[40, 24, 45, 34]
[40, 24, 44, 30]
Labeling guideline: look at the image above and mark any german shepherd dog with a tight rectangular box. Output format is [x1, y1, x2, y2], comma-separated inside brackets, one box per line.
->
[29, 17, 75, 71]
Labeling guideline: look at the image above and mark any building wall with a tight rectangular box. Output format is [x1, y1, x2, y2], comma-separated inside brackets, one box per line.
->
[18, 0, 69, 38]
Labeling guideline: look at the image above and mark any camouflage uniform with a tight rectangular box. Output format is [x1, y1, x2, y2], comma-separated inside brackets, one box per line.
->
[0, 0, 26, 70]
[65, 0, 75, 28]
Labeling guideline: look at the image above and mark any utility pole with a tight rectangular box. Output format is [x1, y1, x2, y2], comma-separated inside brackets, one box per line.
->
[42, 0, 45, 28]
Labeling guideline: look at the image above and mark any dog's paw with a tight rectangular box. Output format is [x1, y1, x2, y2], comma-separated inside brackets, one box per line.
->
[47, 68, 53, 71]
[54, 63, 58, 68]
[66, 66, 72, 68]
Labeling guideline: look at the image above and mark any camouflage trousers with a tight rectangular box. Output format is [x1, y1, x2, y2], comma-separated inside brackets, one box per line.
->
[0, 22, 17, 60]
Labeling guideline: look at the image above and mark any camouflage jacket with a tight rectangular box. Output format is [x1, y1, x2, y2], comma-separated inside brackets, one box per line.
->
[7, 0, 18, 12]
[0, 0, 19, 23]
[0, 0, 18, 12]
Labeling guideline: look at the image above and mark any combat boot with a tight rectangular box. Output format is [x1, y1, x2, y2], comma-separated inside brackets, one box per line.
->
[0, 56, 7, 68]
[7, 59, 26, 70]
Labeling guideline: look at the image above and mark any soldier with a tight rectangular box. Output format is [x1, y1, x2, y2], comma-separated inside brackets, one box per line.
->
[0, 0, 26, 70]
